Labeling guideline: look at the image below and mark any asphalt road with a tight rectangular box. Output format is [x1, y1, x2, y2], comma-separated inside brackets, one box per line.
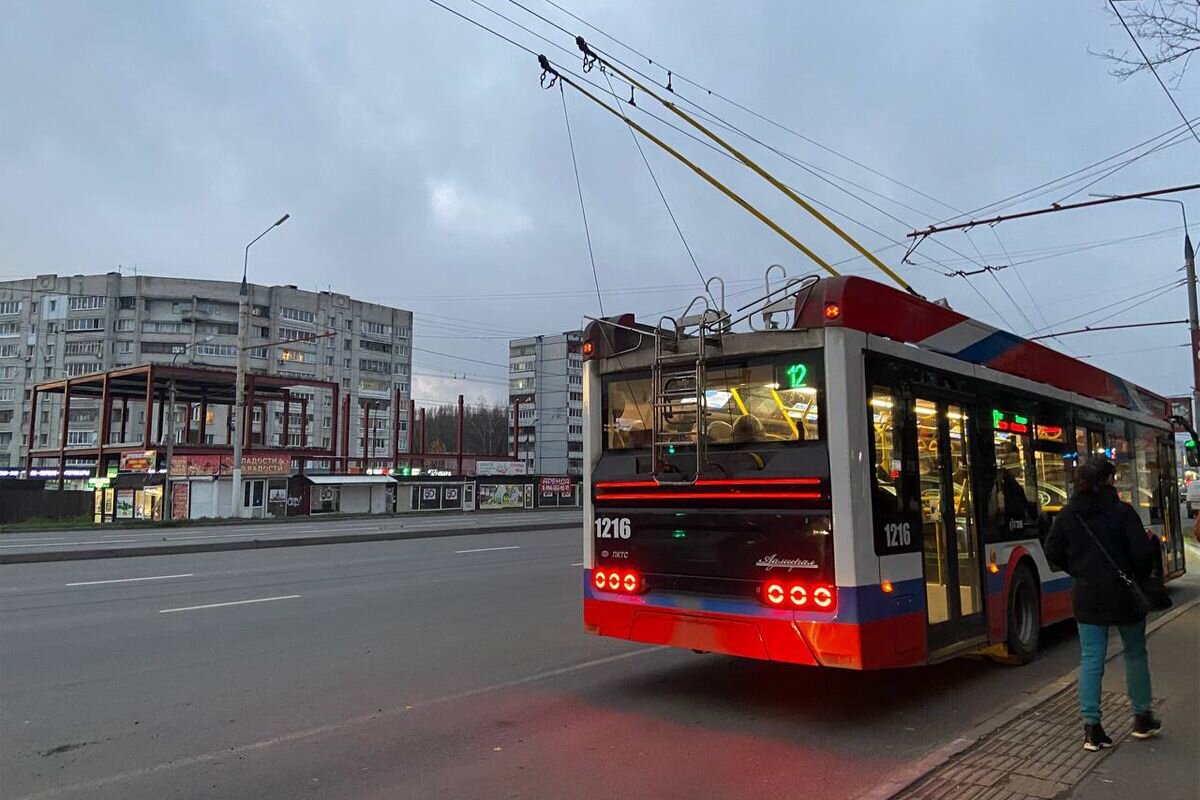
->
[0, 510, 581, 555]
[2, 530, 1196, 800]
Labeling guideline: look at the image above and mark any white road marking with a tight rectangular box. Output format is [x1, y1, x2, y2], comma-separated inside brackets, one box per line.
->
[571, 562, 583, 566]
[454, 545, 521, 554]
[66, 573, 193, 587]
[0, 539, 139, 548]
[0, 536, 68, 543]
[158, 595, 301, 614]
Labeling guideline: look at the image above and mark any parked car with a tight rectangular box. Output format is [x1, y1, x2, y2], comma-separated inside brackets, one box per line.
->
[1187, 480, 1200, 519]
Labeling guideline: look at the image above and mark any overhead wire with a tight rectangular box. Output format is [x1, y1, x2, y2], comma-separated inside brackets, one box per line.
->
[1108, 0, 1200, 147]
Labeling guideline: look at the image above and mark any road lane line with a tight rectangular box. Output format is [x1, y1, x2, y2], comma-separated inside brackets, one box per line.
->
[66, 574, 193, 587]
[7, 645, 663, 800]
[454, 545, 521, 554]
[0, 539, 140, 548]
[158, 595, 301, 614]
[571, 562, 583, 566]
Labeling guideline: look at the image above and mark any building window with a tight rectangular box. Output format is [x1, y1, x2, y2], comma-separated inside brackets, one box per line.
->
[279, 326, 316, 343]
[248, 347, 269, 359]
[201, 321, 239, 336]
[256, 325, 270, 337]
[116, 340, 134, 354]
[68, 296, 106, 311]
[344, 358, 351, 369]
[0, 409, 13, 423]
[65, 317, 103, 332]
[0, 366, 15, 379]
[0, 322, 19, 337]
[141, 341, 186, 355]
[359, 339, 392, 354]
[344, 338, 352, 350]
[360, 320, 391, 337]
[396, 326, 410, 340]
[251, 305, 270, 318]
[196, 343, 238, 357]
[279, 349, 311, 363]
[0, 344, 16, 358]
[323, 416, 331, 429]
[281, 307, 316, 323]
[114, 318, 135, 332]
[0, 300, 21, 315]
[64, 340, 103, 356]
[359, 378, 389, 393]
[359, 358, 388, 374]
[64, 363, 97, 377]
[393, 363, 408, 375]
[66, 430, 96, 445]
[325, 355, 334, 366]
[142, 320, 189, 334]
[118, 296, 137, 310]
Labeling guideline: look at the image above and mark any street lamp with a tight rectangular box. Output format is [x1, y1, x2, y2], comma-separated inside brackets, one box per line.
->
[232, 213, 289, 518]
[163, 336, 215, 520]
[1090, 194, 1196, 422]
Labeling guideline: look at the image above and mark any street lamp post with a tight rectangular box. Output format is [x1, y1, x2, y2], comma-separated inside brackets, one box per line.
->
[1090, 195, 1197, 423]
[163, 336, 215, 520]
[232, 213, 289, 518]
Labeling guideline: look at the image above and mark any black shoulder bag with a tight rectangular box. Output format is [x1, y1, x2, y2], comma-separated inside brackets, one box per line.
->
[1074, 513, 1171, 614]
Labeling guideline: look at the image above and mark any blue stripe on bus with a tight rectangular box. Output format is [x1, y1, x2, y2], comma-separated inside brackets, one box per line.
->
[954, 330, 1023, 364]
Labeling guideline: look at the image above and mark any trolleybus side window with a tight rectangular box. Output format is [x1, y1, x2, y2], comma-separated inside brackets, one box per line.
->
[1033, 418, 1069, 538]
[1107, 421, 1136, 504]
[1133, 424, 1164, 525]
[990, 409, 1038, 540]
[869, 389, 920, 554]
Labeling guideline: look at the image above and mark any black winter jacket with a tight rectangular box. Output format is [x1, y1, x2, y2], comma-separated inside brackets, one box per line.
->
[1045, 486, 1158, 626]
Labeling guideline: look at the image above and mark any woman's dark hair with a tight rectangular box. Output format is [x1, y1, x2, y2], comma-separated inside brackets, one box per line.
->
[1074, 457, 1116, 494]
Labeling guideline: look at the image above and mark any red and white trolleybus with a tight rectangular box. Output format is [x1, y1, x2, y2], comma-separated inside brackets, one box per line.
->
[581, 272, 1186, 670]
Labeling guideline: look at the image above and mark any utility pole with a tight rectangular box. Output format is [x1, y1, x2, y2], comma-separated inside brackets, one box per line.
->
[163, 336, 213, 521]
[232, 213, 289, 518]
[1185, 229, 1198, 425]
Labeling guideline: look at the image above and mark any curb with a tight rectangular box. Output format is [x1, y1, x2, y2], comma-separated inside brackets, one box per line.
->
[852, 592, 1200, 800]
[0, 519, 580, 564]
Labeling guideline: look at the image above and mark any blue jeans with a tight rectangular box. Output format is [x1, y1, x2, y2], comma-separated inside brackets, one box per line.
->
[1077, 621, 1152, 724]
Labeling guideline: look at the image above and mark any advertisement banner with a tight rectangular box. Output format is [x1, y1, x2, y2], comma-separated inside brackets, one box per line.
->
[475, 460, 527, 476]
[120, 450, 158, 472]
[171, 482, 190, 520]
[478, 483, 526, 509]
[1168, 396, 1193, 429]
[170, 454, 291, 477]
[539, 476, 572, 495]
[115, 490, 134, 519]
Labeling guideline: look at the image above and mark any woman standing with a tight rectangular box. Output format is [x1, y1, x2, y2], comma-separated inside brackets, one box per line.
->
[1045, 458, 1162, 751]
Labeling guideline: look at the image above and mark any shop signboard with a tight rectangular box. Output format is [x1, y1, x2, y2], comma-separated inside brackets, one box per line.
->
[120, 450, 158, 472]
[475, 460, 527, 476]
[539, 476, 572, 495]
[115, 490, 135, 519]
[170, 454, 291, 477]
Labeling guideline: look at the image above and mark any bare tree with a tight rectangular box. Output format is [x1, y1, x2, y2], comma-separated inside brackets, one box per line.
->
[1093, 1, 1200, 85]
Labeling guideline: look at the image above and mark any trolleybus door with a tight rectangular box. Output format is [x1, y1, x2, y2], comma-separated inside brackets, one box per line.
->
[913, 396, 986, 653]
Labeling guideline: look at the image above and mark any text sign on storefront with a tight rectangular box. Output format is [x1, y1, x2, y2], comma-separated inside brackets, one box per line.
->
[539, 476, 572, 495]
[120, 450, 158, 472]
[475, 460, 527, 476]
[169, 454, 292, 477]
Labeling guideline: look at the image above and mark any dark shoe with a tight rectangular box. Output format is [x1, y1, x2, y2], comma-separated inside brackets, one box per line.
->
[1083, 723, 1113, 751]
[1132, 712, 1162, 739]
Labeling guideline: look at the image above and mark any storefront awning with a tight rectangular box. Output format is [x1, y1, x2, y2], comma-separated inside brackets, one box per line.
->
[304, 475, 396, 485]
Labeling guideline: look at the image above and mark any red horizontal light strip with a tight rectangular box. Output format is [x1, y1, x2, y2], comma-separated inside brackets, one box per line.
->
[595, 491, 824, 502]
[595, 477, 821, 489]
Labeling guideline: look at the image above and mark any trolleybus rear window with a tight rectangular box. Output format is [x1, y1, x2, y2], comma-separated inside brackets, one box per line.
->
[603, 352, 823, 450]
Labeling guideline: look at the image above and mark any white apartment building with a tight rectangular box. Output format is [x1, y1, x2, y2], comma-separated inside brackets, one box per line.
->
[0, 272, 413, 468]
[508, 331, 584, 475]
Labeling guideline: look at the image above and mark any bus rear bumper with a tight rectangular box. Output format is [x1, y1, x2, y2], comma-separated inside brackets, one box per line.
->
[584, 595, 927, 670]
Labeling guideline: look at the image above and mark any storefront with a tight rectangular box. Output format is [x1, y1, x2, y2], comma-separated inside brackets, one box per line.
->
[168, 453, 293, 520]
[403, 479, 474, 512]
[302, 475, 395, 515]
[95, 472, 165, 523]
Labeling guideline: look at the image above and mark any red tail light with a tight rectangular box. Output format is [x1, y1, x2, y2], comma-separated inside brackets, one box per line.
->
[761, 580, 836, 612]
[823, 302, 841, 320]
[592, 568, 645, 595]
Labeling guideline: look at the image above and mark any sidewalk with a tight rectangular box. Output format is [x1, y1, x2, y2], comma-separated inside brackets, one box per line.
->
[1069, 604, 1199, 799]
[881, 599, 1199, 800]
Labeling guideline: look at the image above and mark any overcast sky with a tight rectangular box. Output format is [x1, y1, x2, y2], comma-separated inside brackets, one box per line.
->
[1, 1, 1196, 405]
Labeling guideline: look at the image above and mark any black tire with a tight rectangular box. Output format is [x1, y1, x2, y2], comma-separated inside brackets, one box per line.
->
[1004, 564, 1041, 665]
